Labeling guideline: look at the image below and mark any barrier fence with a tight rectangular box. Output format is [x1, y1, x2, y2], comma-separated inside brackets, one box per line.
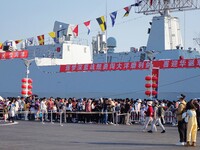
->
[0, 110, 177, 126]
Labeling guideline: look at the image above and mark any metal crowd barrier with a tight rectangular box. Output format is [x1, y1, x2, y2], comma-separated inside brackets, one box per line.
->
[0, 110, 177, 126]
[130, 111, 177, 125]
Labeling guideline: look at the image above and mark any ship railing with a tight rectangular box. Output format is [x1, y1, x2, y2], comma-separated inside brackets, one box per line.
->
[0, 110, 177, 126]
[25, 36, 89, 48]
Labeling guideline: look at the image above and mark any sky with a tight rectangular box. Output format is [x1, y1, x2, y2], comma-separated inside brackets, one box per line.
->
[0, 0, 200, 52]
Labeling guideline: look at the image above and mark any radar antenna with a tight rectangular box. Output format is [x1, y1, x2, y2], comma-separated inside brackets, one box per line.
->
[135, 0, 200, 15]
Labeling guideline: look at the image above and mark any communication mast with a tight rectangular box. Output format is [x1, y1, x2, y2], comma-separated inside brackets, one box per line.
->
[134, 0, 200, 51]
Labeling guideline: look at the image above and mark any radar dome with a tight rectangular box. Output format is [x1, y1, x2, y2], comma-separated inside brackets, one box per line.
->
[107, 37, 116, 48]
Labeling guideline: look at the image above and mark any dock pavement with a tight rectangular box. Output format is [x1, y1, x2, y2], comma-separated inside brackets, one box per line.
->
[0, 121, 199, 150]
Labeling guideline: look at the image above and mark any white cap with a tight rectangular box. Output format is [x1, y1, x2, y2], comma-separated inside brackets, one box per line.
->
[0, 96, 4, 101]
[147, 101, 153, 106]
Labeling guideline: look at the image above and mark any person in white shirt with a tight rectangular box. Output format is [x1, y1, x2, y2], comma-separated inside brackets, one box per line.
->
[9, 101, 16, 123]
[15, 98, 19, 120]
[135, 99, 142, 122]
[40, 98, 48, 121]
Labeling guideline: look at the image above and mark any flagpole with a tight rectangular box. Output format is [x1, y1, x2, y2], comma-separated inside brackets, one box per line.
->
[105, 0, 108, 63]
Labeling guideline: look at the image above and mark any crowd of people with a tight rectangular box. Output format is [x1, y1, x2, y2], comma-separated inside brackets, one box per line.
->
[0, 94, 200, 146]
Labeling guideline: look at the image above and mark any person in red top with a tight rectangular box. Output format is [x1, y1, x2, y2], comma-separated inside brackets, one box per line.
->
[142, 100, 154, 132]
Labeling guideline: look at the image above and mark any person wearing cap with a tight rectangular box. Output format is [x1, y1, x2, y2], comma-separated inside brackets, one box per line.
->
[142, 100, 154, 132]
[148, 100, 166, 133]
[176, 94, 187, 146]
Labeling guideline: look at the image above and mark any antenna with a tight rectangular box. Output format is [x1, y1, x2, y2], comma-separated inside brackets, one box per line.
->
[105, 0, 108, 62]
[135, 0, 200, 15]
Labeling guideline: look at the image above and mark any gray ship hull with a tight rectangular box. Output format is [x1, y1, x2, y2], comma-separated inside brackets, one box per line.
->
[1, 58, 200, 100]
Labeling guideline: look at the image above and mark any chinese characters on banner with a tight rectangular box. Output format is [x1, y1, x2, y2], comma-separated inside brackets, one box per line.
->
[60, 58, 200, 72]
[0, 50, 28, 60]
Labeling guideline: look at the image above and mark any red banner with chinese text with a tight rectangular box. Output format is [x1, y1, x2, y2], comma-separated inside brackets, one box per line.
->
[0, 50, 28, 60]
[60, 58, 200, 73]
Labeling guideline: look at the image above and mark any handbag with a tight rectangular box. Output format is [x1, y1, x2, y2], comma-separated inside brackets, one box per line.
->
[182, 112, 188, 123]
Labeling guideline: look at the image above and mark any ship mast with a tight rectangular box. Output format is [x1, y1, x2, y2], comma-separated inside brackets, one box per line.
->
[135, 0, 200, 15]
[134, 0, 200, 52]
[105, 0, 108, 62]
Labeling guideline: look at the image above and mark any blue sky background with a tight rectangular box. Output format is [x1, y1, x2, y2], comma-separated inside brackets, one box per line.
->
[0, 0, 200, 52]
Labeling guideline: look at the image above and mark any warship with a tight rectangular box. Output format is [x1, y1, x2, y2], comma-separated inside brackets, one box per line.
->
[0, 0, 200, 100]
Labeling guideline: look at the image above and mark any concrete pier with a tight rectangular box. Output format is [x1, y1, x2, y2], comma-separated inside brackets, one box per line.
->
[0, 121, 199, 150]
